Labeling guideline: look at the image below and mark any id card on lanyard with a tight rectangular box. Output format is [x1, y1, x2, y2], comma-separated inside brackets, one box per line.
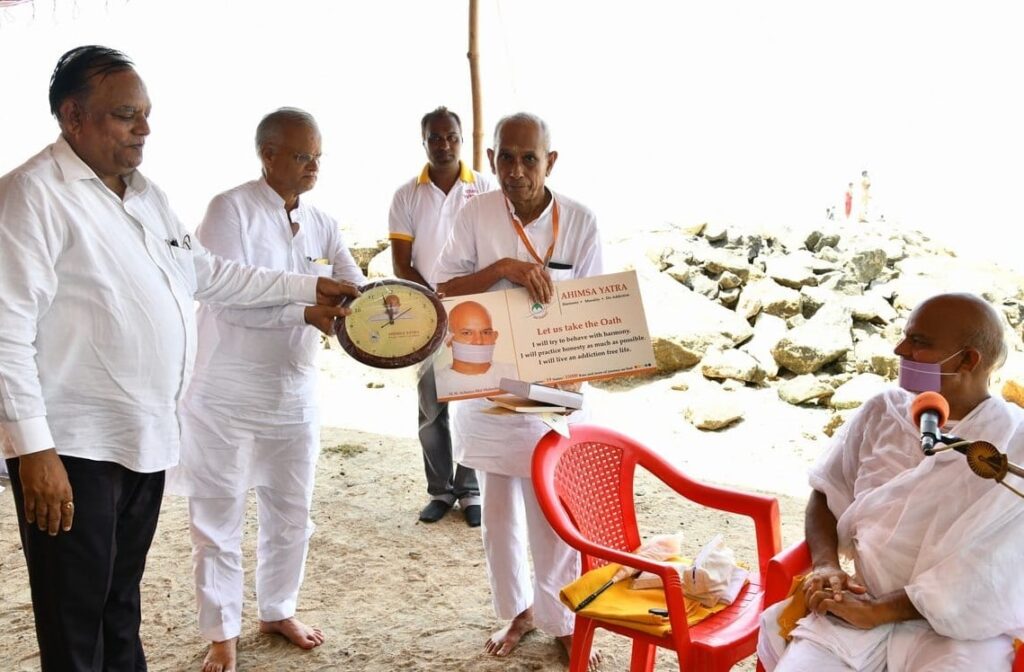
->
[508, 197, 559, 267]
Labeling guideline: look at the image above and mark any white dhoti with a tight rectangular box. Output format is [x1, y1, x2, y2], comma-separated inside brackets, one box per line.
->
[478, 471, 579, 636]
[189, 485, 314, 641]
[759, 389, 1024, 671]
[759, 604, 1013, 672]
[454, 395, 590, 637]
[169, 399, 319, 642]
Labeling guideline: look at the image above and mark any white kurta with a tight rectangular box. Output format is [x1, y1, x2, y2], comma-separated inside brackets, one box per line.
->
[0, 139, 318, 472]
[434, 187, 602, 636]
[759, 388, 1024, 671]
[435, 189, 603, 478]
[166, 178, 365, 498]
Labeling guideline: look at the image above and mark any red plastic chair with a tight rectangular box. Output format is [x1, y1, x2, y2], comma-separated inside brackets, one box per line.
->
[754, 540, 1024, 672]
[532, 424, 782, 671]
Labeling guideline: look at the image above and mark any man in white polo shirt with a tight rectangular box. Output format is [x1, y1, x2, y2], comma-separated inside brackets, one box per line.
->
[435, 112, 602, 665]
[388, 107, 496, 527]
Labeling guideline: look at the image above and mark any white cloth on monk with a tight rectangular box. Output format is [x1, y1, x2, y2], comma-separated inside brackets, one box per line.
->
[762, 618, 1013, 672]
[479, 470, 579, 636]
[188, 485, 314, 641]
[759, 388, 1024, 671]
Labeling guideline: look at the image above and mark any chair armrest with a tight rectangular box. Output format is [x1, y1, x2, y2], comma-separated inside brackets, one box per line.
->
[558, 530, 690, 585]
[652, 460, 783, 581]
[763, 540, 812, 608]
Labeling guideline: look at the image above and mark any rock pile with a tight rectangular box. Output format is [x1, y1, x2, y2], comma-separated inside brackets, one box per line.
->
[620, 219, 1024, 432]
[355, 219, 1024, 435]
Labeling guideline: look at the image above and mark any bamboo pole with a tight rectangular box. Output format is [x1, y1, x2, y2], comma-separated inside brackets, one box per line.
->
[468, 0, 483, 171]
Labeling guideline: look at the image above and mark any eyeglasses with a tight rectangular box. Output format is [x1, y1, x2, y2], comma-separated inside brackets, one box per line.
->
[425, 133, 461, 146]
[292, 152, 323, 166]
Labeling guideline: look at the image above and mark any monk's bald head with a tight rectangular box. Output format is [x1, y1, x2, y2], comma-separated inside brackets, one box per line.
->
[911, 293, 1006, 373]
[449, 301, 497, 344]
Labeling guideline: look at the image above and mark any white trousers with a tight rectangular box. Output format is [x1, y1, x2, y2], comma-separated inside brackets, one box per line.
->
[188, 486, 315, 642]
[759, 604, 1014, 672]
[479, 471, 579, 637]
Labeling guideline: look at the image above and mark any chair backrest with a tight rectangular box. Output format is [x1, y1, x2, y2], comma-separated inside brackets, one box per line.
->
[536, 423, 782, 583]
[550, 436, 643, 570]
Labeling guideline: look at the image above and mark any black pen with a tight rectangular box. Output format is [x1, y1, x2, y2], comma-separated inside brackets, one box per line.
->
[573, 569, 641, 612]
[573, 579, 614, 612]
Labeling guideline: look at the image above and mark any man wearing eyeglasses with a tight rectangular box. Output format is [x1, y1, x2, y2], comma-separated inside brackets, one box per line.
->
[166, 108, 365, 672]
[388, 107, 496, 527]
[0, 48, 357, 672]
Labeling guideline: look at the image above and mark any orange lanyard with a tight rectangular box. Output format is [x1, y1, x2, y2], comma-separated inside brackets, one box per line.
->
[509, 198, 559, 267]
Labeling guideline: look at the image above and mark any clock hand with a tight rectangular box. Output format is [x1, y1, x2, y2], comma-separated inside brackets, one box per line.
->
[379, 308, 413, 329]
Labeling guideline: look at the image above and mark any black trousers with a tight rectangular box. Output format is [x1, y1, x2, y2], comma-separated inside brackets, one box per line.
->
[7, 455, 164, 672]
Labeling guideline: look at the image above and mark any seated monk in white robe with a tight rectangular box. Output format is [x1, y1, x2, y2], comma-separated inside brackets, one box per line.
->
[759, 293, 1024, 672]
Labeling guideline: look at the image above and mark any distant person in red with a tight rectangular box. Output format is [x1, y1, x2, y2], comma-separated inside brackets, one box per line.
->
[844, 182, 854, 220]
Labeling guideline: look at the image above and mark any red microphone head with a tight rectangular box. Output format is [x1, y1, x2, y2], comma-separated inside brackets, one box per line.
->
[911, 391, 949, 427]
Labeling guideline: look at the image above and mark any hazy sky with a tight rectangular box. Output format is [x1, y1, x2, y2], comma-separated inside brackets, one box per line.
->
[1, 0, 1022, 272]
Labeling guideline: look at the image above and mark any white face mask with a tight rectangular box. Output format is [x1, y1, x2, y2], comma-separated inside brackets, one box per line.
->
[451, 341, 495, 364]
[898, 349, 964, 392]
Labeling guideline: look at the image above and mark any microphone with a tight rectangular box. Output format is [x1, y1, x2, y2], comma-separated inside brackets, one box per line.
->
[911, 391, 949, 456]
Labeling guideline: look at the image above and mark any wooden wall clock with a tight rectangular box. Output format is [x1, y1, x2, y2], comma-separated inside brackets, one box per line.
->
[335, 278, 447, 369]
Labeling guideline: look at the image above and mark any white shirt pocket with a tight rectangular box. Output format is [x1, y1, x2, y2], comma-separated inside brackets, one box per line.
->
[168, 246, 198, 294]
[304, 257, 334, 278]
[547, 266, 575, 283]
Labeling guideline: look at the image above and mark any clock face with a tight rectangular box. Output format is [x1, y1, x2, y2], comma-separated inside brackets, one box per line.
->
[335, 279, 447, 369]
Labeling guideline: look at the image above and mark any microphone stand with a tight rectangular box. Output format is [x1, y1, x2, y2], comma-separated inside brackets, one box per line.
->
[930, 434, 1024, 499]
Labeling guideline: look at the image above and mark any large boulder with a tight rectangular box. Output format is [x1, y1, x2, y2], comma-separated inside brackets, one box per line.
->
[350, 240, 390, 274]
[830, 373, 889, 409]
[741, 312, 788, 378]
[685, 393, 745, 430]
[778, 374, 835, 405]
[847, 294, 898, 324]
[845, 248, 888, 283]
[366, 248, 394, 278]
[765, 252, 821, 289]
[701, 348, 766, 384]
[702, 222, 728, 244]
[772, 303, 854, 374]
[1003, 379, 1024, 410]
[638, 262, 754, 372]
[703, 248, 754, 281]
[737, 279, 802, 320]
[852, 335, 899, 378]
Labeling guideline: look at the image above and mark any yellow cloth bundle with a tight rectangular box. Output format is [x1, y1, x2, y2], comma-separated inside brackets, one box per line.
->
[776, 575, 809, 641]
[559, 561, 730, 637]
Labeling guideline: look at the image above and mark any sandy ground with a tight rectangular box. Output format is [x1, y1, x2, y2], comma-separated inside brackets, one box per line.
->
[1, 345, 816, 672]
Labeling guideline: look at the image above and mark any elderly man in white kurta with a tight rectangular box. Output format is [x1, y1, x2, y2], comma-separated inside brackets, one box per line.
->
[435, 113, 602, 664]
[166, 108, 365, 672]
[759, 293, 1024, 672]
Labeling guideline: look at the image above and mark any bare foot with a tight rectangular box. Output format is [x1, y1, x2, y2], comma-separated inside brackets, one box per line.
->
[484, 607, 536, 657]
[258, 617, 325, 650]
[201, 638, 237, 672]
[557, 634, 603, 671]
